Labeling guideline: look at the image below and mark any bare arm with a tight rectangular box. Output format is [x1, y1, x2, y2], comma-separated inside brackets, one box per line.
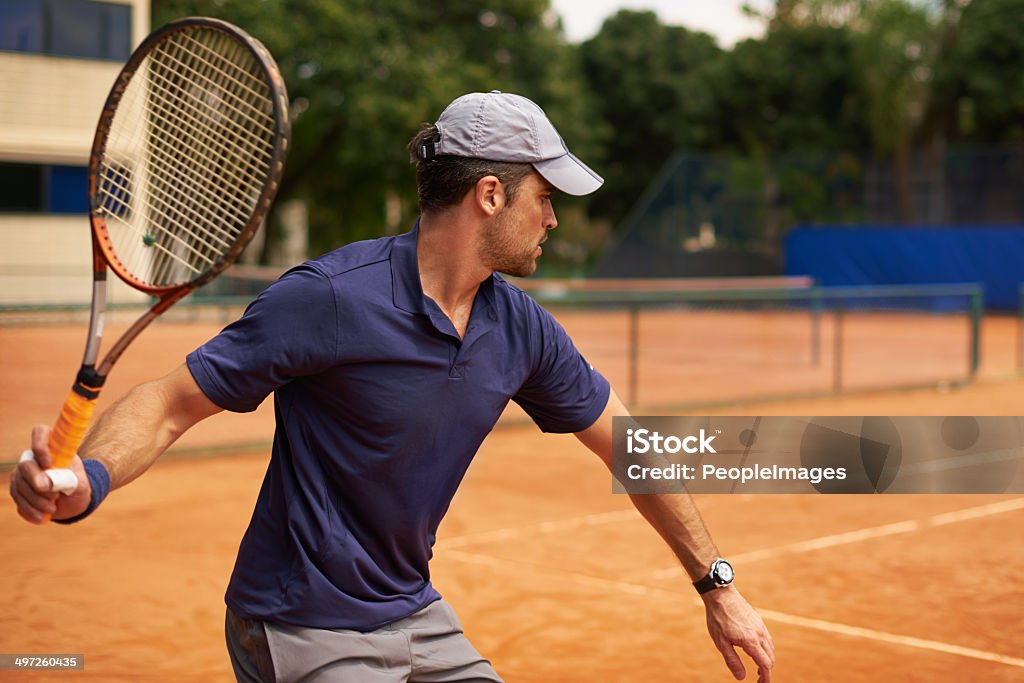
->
[76, 363, 222, 487]
[575, 389, 776, 682]
[11, 364, 222, 523]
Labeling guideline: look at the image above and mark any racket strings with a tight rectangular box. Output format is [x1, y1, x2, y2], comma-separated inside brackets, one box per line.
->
[99, 25, 278, 287]
[175, 31, 274, 127]
[104, 56, 268, 285]
[98, 161, 219, 270]
[144, 31, 270, 282]
[146, 44, 273, 184]
[122, 93, 254, 242]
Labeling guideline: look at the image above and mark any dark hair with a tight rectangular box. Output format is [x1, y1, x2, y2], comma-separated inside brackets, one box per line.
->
[407, 123, 534, 214]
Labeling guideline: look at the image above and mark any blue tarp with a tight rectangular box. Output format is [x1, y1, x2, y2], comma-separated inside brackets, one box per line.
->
[785, 226, 1024, 310]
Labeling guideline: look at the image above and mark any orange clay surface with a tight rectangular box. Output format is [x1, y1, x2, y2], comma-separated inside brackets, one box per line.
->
[1, 312, 1022, 682]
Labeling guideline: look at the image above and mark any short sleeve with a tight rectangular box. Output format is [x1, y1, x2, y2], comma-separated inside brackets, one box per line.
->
[186, 265, 339, 412]
[512, 301, 610, 433]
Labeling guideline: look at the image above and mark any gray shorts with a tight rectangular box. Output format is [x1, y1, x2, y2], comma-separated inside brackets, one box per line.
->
[225, 600, 503, 683]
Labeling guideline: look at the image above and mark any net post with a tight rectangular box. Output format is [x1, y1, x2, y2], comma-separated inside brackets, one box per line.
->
[1018, 283, 1023, 375]
[628, 302, 639, 407]
[810, 284, 822, 366]
[832, 294, 844, 393]
[968, 285, 982, 380]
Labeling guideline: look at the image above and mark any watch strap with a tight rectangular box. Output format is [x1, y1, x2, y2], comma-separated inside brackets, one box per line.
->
[693, 572, 719, 594]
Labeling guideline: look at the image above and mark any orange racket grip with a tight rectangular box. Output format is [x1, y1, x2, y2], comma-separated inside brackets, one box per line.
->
[48, 389, 99, 469]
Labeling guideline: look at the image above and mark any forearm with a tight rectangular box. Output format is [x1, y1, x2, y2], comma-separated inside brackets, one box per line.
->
[627, 491, 719, 581]
[80, 383, 179, 488]
[78, 364, 221, 489]
[575, 387, 776, 680]
[575, 388, 719, 580]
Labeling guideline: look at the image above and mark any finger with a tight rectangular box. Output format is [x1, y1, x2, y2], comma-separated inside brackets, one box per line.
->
[10, 477, 54, 523]
[16, 503, 47, 525]
[740, 639, 773, 681]
[31, 425, 53, 468]
[18, 454, 55, 496]
[14, 466, 57, 509]
[763, 635, 776, 667]
[716, 639, 747, 681]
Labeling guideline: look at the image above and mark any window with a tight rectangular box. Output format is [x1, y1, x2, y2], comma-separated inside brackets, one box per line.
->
[0, 163, 89, 214]
[49, 165, 89, 214]
[0, 0, 132, 61]
[0, 0, 44, 53]
[0, 163, 45, 212]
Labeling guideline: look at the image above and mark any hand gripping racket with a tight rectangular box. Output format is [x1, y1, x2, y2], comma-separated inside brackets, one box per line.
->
[46, 17, 290, 472]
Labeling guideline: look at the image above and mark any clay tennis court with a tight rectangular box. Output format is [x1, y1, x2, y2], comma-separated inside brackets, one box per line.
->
[2, 309, 1022, 682]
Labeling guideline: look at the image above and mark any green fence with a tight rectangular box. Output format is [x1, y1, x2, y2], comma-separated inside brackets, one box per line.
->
[0, 281, 992, 410]
[531, 283, 984, 408]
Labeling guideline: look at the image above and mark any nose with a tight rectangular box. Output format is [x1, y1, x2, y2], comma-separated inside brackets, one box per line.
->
[544, 200, 557, 231]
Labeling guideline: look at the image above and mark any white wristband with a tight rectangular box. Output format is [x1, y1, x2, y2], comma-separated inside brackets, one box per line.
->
[19, 449, 79, 495]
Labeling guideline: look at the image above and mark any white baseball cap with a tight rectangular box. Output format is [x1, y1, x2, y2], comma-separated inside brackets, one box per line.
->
[428, 91, 604, 196]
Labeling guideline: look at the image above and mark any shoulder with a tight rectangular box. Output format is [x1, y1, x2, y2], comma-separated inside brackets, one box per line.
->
[303, 235, 397, 281]
[493, 275, 543, 315]
[492, 275, 567, 349]
[273, 235, 397, 311]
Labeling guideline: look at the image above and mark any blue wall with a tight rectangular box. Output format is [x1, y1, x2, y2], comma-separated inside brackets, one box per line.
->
[785, 226, 1024, 310]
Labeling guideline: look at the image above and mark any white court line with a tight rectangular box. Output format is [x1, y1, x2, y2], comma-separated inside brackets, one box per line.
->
[756, 608, 1024, 669]
[929, 497, 1024, 525]
[438, 497, 739, 550]
[443, 548, 1024, 670]
[645, 497, 1024, 580]
[441, 498, 1024, 571]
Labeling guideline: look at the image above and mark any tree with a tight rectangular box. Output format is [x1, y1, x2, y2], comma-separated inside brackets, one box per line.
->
[931, 0, 1024, 143]
[752, 0, 941, 222]
[712, 23, 868, 156]
[579, 10, 723, 225]
[152, 0, 600, 261]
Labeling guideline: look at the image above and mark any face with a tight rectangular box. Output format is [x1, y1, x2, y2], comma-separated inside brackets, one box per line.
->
[479, 173, 558, 277]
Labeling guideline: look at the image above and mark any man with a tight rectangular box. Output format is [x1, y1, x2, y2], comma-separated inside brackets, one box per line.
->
[12, 91, 774, 682]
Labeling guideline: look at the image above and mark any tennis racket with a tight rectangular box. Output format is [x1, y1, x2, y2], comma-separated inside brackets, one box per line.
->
[46, 17, 290, 471]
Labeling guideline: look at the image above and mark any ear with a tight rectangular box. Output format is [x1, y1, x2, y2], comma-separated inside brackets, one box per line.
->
[474, 175, 506, 217]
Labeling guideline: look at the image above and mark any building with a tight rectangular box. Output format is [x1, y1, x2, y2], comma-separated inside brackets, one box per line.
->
[0, 0, 149, 304]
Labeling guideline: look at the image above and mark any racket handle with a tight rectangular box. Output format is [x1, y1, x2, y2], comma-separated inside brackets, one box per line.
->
[48, 388, 99, 469]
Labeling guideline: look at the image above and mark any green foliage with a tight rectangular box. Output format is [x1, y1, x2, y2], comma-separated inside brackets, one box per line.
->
[579, 10, 723, 225]
[150, 0, 1024, 261]
[713, 23, 870, 155]
[936, 0, 1024, 143]
[153, 0, 599, 258]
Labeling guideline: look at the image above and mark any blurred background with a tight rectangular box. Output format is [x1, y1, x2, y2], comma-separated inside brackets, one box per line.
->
[1, 7, 1022, 679]
[1, 0, 1022, 405]
[2, 0, 1021, 283]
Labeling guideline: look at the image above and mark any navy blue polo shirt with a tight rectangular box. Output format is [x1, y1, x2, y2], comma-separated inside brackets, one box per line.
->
[186, 224, 609, 630]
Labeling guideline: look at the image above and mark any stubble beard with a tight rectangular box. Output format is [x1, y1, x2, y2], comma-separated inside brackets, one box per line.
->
[480, 206, 539, 278]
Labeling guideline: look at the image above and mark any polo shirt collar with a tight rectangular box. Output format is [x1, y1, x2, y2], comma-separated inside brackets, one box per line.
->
[391, 221, 424, 314]
[390, 219, 499, 320]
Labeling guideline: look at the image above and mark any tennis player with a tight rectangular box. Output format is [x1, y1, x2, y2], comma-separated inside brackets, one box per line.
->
[12, 91, 774, 683]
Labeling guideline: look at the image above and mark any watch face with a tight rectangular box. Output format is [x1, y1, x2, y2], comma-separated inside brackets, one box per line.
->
[714, 560, 734, 584]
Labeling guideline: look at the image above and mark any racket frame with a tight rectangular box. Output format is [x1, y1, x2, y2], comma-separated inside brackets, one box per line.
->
[49, 17, 290, 470]
[82, 16, 290, 381]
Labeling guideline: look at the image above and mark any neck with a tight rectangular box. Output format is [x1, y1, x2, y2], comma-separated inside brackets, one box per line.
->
[416, 211, 492, 321]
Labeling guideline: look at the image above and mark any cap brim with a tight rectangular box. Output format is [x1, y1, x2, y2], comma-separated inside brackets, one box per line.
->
[533, 152, 604, 196]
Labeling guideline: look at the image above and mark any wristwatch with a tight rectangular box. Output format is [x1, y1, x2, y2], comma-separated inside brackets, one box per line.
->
[693, 558, 734, 594]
